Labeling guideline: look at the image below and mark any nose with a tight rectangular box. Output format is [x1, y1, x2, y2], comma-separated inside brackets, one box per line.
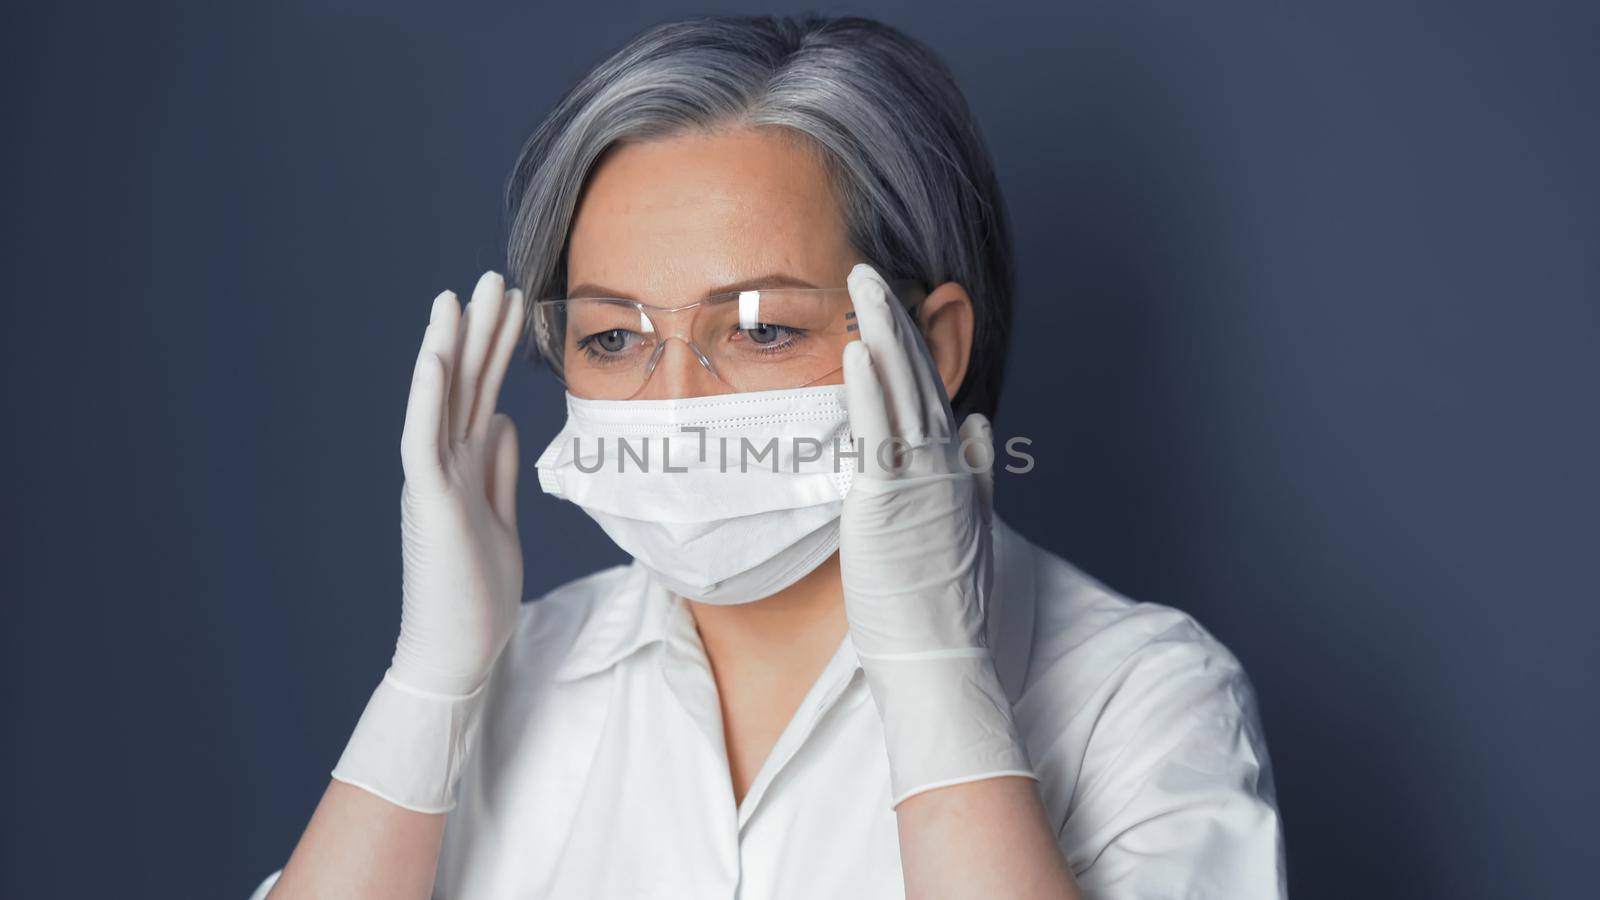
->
[633, 338, 730, 400]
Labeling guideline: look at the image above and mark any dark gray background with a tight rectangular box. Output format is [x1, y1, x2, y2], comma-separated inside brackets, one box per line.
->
[6, 1, 1596, 897]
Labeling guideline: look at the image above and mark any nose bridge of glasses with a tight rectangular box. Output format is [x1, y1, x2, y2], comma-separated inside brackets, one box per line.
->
[637, 294, 758, 375]
[632, 297, 708, 350]
[647, 332, 719, 376]
[628, 304, 714, 366]
[635, 338, 729, 399]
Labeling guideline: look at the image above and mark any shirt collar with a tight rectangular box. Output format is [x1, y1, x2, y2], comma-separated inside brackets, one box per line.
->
[551, 515, 1037, 695]
[552, 562, 676, 682]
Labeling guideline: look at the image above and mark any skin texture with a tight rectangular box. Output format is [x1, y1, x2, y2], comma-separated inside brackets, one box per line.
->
[270, 126, 1081, 899]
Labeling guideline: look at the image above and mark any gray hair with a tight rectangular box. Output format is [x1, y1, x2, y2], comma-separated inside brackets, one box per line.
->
[505, 14, 1014, 419]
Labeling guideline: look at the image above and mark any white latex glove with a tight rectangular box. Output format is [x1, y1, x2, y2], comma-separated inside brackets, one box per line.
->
[332, 270, 526, 813]
[839, 263, 1036, 807]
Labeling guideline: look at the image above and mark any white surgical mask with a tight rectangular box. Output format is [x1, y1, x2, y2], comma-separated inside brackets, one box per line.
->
[535, 384, 856, 604]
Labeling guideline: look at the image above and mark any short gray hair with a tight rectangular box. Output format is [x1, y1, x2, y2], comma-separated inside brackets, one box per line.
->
[505, 14, 1014, 419]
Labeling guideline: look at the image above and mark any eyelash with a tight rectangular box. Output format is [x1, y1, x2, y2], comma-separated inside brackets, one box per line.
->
[732, 323, 807, 352]
[574, 330, 636, 365]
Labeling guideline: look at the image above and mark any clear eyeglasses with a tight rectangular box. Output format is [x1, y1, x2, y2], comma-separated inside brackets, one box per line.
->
[530, 279, 924, 400]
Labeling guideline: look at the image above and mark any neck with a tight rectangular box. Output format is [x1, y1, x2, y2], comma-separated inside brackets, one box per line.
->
[686, 554, 848, 802]
[687, 553, 847, 669]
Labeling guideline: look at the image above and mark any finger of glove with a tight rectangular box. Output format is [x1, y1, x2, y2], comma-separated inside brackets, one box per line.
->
[486, 413, 520, 529]
[400, 348, 447, 487]
[451, 271, 505, 444]
[843, 340, 896, 480]
[847, 264, 952, 449]
[959, 413, 995, 524]
[423, 290, 461, 457]
[471, 288, 525, 443]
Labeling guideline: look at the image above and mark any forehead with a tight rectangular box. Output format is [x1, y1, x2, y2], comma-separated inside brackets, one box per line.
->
[565, 127, 855, 297]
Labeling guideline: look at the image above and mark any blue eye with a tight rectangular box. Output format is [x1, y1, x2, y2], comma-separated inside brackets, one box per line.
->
[745, 323, 788, 345]
[740, 323, 808, 349]
[578, 329, 635, 354]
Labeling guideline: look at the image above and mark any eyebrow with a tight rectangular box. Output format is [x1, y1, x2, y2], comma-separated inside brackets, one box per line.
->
[566, 272, 822, 301]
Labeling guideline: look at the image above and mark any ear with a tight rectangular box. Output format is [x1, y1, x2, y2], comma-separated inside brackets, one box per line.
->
[916, 281, 974, 401]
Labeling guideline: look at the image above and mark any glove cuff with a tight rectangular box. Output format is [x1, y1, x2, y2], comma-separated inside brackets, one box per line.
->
[859, 652, 1037, 807]
[330, 670, 487, 814]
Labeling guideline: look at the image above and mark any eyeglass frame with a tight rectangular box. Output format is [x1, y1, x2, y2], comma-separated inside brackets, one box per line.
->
[522, 276, 930, 393]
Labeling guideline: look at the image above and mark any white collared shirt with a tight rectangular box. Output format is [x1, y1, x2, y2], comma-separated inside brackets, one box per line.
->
[253, 518, 1284, 898]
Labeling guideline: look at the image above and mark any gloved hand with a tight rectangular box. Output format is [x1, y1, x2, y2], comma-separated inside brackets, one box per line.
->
[332, 270, 526, 813]
[839, 263, 1036, 807]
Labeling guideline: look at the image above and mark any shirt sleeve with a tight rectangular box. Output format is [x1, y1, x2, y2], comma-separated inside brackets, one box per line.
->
[1032, 611, 1286, 899]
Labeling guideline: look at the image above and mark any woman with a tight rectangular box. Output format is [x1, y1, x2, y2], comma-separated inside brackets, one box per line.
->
[256, 14, 1282, 899]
